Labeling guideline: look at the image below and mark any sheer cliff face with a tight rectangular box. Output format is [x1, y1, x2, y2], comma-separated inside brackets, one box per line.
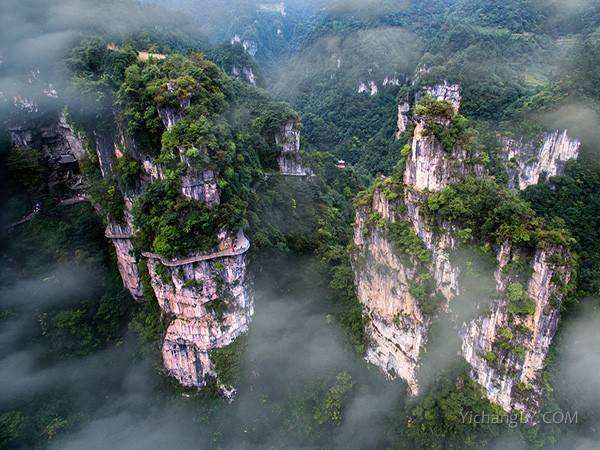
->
[231, 65, 257, 86]
[105, 194, 144, 301]
[354, 82, 573, 418]
[100, 104, 253, 393]
[462, 243, 572, 420]
[353, 190, 426, 395]
[148, 249, 253, 389]
[404, 117, 477, 192]
[353, 86, 472, 393]
[396, 102, 410, 138]
[10, 111, 86, 191]
[501, 130, 581, 190]
[276, 120, 312, 176]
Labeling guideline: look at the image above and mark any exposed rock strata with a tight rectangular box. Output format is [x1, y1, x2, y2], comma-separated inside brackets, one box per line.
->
[500, 130, 580, 190]
[149, 246, 253, 390]
[276, 120, 312, 176]
[395, 102, 410, 138]
[353, 81, 573, 418]
[461, 243, 572, 420]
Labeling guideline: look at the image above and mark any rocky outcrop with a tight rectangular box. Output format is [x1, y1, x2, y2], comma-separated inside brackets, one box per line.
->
[179, 154, 220, 207]
[276, 120, 312, 176]
[9, 111, 87, 195]
[501, 130, 581, 190]
[403, 115, 481, 192]
[395, 102, 410, 138]
[156, 84, 191, 130]
[231, 35, 258, 57]
[358, 81, 378, 96]
[417, 81, 461, 112]
[147, 232, 253, 391]
[353, 190, 427, 395]
[353, 91, 474, 392]
[461, 243, 572, 421]
[232, 65, 257, 86]
[354, 79, 573, 418]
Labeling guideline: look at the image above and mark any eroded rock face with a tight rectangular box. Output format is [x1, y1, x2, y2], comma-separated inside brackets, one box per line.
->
[501, 130, 581, 190]
[156, 92, 191, 130]
[353, 190, 427, 395]
[395, 102, 410, 138]
[354, 79, 573, 418]
[231, 65, 257, 86]
[461, 243, 572, 421]
[403, 117, 479, 192]
[9, 111, 88, 196]
[276, 120, 312, 176]
[148, 248, 253, 389]
[419, 81, 462, 112]
[105, 191, 145, 300]
[353, 98, 475, 391]
[179, 154, 221, 206]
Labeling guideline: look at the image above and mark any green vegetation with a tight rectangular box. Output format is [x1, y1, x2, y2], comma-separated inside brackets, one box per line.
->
[209, 335, 247, 386]
[426, 176, 574, 248]
[506, 282, 536, 316]
[313, 371, 354, 425]
[117, 53, 228, 153]
[0, 411, 25, 448]
[484, 351, 497, 363]
[132, 176, 221, 257]
[113, 155, 140, 192]
[6, 147, 47, 197]
[388, 220, 431, 264]
[405, 375, 508, 449]
[414, 96, 455, 119]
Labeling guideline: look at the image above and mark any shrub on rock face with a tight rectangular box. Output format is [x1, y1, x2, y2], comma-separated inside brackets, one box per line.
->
[506, 282, 536, 315]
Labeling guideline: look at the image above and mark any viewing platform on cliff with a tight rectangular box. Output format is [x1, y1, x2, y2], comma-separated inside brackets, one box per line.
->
[142, 229, 250, 266]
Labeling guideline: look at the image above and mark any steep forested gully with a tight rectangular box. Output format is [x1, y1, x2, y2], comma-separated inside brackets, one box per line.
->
[2, 0, 600, 449]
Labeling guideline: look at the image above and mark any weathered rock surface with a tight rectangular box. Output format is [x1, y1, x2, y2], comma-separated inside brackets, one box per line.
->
[179, 155, 220, 207]
[9, 111, 88, 195]
[418, 81, 462, 112]
[231, 65, 257, 86]
[461, 243, 572, 420]
[354, 79, 573, 418]
[395, 102, 410, 139]
[148, 244, 253, 389]
[105, 194, 144, 301]
[501, 130, 581, 190]
[276, 120, 312, 176]
[353, 190, 427, 395]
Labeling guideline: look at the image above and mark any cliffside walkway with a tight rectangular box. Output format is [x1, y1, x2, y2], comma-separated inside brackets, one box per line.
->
[5, 205, 40, 230]
[105, 228, 250, 266]
[59, 194, 91, 206]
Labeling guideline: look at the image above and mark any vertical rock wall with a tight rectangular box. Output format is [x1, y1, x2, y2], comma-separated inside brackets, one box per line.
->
[276, 120, 312, 176]
[461, 243, 572, 420]
[354, 80, 574, 419]
[501, 130, 581, 190]
[147, 246, 253, 391]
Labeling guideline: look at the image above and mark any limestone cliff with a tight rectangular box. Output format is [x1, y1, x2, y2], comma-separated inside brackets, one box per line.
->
[461, 242, 572, 421]
[276, 120, 312, 176]
[500, 130, 581, 190]
[9, 111, 87, 196]
[395, 102, 410, 138]
[231, 65, 257, 86]
[353, 88, 477, 393]
[94, 94, 253, 394]
[353, 189, 427, 395]
[353, 81, 574, 419]
[146, 230, 252, 393]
